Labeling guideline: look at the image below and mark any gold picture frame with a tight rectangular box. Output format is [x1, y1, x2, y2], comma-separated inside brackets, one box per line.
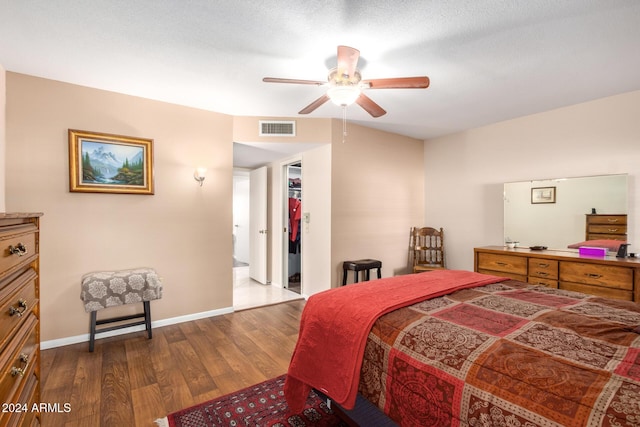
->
[531, 186, 556, 204]
[69, 129, 154, 194]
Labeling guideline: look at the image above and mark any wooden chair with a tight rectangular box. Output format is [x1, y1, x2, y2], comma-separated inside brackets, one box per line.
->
[410, 227, 446, 273]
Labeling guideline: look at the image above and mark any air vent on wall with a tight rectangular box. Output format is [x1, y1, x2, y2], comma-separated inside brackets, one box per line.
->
[259, 120, 296, 137]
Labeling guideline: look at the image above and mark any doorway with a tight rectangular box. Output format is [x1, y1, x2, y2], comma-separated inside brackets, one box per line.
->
[233, 166, 302, 311]
[285, 162, 302, 294]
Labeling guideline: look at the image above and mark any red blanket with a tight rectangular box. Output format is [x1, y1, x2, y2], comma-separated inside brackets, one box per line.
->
[284, 270, 507, 412]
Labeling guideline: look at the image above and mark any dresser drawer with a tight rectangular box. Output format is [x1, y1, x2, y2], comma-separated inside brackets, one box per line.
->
[528, 258, 558, 279]
[528, 277, 558, 288]
[586, 233, 628, 241]
[0, 368, 38, 427]
[477, 269, 526, 282]
[559, 262, 632, 290]
[477, 253, 527, 275]
[560, 281, 632, 301]
[587, 224, 627, 236]
[0, 225, 38, 281]
[587, 215, 627, 225]
[0, 269, 38, 349]
[0, 314, 38, 403]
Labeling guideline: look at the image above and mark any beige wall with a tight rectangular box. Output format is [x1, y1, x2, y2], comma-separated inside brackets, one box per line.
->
[425, 90, 640, 271]
[331, 122, 425, 284]
[5, 73, 234, 343]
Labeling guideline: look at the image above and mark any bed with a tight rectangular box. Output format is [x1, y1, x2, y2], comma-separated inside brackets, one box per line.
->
[284, 270, 640, 426]
[567, 239, 626, 252]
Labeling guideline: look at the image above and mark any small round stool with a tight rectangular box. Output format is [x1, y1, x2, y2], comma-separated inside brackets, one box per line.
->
[342, 259, 382, 285]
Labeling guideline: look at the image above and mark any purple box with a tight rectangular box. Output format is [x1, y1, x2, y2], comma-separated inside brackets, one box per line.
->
[579, 246, 607, 257]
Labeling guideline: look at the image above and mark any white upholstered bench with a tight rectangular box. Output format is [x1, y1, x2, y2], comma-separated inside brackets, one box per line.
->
[80, 267, 162, 352]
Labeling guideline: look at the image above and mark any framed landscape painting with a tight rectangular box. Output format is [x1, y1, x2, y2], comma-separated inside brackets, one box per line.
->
[69, 129, 154, 194]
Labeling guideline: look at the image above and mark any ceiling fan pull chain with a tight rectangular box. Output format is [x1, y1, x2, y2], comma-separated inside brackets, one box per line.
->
[342, 105, 348, 143]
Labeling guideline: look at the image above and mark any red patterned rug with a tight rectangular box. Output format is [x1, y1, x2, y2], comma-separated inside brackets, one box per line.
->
[155, 375, 348, 427]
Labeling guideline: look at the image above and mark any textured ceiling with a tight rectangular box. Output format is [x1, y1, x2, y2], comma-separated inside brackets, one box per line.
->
[2, 1, 640, 161]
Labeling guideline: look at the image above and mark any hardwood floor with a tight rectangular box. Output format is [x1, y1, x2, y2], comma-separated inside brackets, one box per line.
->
[40, 300, 305, 427]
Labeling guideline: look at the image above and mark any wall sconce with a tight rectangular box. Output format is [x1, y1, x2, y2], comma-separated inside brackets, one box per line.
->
[194, 167, 207, 186]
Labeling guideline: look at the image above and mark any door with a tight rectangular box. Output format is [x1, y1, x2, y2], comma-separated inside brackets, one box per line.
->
[249, 166, 268, 284]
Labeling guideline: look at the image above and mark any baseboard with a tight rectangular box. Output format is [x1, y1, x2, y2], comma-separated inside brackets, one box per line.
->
[40, 305, 234, 350]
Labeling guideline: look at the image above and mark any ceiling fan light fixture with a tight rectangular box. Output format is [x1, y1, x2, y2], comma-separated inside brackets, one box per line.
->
[262, 45, 427, 118]
[327, 85, 361, 106]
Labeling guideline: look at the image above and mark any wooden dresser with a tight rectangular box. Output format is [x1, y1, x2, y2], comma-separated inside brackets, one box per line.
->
[475, 245, 640, 302]
[0, 213, 42, 426]
[585, 214, 627, 241]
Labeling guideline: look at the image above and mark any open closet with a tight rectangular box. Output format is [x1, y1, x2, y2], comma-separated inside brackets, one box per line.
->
[286, 163, 302, 293]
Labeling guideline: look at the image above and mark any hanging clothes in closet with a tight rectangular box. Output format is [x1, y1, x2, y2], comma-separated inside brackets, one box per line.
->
[288, 195, 301, 254]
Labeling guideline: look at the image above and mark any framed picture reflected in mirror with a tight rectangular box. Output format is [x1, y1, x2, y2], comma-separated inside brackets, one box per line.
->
[531, 186, 556, 204]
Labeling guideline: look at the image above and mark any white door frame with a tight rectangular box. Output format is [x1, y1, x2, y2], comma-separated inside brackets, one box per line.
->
[232, 170, 250, 264]
[249, 166, 268, 284]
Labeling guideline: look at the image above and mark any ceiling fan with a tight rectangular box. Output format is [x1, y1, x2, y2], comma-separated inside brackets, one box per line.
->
[263, 46, 430, 118]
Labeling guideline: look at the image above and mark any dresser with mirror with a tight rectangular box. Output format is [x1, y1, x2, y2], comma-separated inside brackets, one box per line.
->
[476, 173, 638, 302]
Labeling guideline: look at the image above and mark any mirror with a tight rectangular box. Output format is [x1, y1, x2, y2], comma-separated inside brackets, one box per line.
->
[504, 174, 628, 250]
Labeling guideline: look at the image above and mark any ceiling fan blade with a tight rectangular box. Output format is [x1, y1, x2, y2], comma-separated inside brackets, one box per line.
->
[263, 77, 325, 86]
[299, 94, 330, 114]
[337, 45, 360, 78]
[363, 76, 430, 89]
[356, 93, 386, 118]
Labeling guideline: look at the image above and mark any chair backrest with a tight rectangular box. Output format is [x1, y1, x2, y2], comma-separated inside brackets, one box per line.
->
[410, 226, 445, 268]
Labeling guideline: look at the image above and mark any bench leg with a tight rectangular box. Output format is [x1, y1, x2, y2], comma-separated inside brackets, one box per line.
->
[377, 267, 381, 279]
[342, 269, 348, 286]
[89, 311, 97, 352]
[88, 302, 153, 352]
[143, 301, 152, 339]
[365, 269, 371, 281]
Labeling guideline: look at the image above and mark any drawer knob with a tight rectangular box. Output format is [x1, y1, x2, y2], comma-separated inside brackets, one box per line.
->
[607, 219, 619, 223]
[607, 228, 619, 232]
[8, 243, 28, 257]
[10, 353, 30, 377]
[496, 262, 508, 266]
[8, 299, 28, 317]
[536, 271, 549, 277]
[537, 263, 550, 268]
[586, 273, 603, 279]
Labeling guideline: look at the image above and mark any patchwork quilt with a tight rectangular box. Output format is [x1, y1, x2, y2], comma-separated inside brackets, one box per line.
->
[285, 270, 507, 412]
[359, 280, 640, 426]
